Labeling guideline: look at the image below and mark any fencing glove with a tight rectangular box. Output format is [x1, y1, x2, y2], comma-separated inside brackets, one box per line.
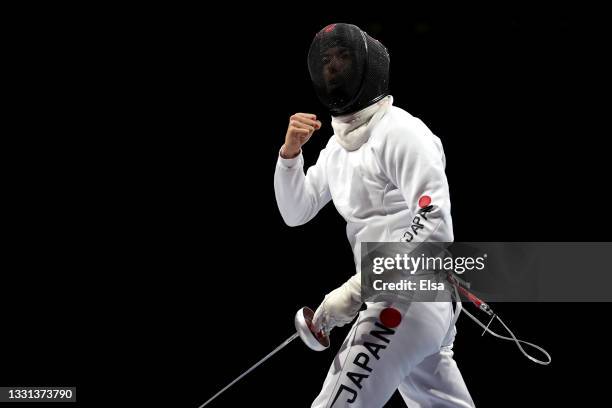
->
[313, 273, 362, 334]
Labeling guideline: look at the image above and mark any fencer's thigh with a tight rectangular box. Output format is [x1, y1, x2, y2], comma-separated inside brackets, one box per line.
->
[311, 301, 453, 408]
[398, 326, 475, 407]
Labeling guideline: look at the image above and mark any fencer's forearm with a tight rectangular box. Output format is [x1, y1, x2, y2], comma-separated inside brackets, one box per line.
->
[342, 273, 362, 303]
[274, 152, 321, 227]
[313, 273, 363, 332]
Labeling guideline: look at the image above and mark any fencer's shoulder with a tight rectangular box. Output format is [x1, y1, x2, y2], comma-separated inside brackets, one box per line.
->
[371, 106, 434, 150]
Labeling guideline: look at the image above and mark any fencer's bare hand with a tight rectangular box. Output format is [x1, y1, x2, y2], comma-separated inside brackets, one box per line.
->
[280, 113, 322, 159]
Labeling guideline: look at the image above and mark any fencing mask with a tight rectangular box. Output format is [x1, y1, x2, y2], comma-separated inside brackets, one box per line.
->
[308, 23, 390, 116]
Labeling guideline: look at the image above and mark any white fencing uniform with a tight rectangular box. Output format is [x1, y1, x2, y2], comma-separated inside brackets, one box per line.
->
[274, 97, 475, 407]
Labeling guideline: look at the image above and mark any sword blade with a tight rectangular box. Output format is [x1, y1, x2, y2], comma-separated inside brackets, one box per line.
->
[198, 332, 299, 407]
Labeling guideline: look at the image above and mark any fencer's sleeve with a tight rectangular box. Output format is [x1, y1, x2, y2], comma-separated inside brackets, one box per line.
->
[274, 144, 332, 227]
[376, 121, 454, 243]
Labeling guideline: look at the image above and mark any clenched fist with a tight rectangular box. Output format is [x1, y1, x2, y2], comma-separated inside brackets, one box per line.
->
[280, 113, 322, 159]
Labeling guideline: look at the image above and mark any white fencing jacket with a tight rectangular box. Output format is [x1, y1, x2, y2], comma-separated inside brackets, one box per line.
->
[274, 97, 453, 308]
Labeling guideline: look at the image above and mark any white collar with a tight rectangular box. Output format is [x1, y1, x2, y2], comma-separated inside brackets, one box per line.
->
[331, 96, 393, 151]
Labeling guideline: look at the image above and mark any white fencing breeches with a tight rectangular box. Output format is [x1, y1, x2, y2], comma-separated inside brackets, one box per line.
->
[311, 301, 475, 408]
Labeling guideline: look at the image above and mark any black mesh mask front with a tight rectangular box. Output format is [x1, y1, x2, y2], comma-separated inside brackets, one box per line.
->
[308, 23, 390, 116]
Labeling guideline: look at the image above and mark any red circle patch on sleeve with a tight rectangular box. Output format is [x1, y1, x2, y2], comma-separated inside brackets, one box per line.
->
[379, 307, 402, 328]
[418, 195, 431, 208]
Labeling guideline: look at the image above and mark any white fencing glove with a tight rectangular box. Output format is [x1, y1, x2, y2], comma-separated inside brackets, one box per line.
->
[313, 273, 362, 334]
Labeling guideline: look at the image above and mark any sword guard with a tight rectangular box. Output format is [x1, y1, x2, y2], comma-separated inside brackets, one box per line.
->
[295, 307, 330, 351]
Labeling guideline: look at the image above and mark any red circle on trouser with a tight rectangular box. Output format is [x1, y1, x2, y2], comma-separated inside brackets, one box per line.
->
[379, 307, 402, 328]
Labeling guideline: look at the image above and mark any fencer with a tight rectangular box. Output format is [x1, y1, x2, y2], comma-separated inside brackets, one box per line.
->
[274, 23, 475, 407]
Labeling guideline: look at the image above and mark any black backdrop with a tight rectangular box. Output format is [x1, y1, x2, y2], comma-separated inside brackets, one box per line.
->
[3, 4, 610, 407]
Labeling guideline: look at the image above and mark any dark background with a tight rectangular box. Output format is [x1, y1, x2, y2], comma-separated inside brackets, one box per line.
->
[3, 4, 610, 407]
